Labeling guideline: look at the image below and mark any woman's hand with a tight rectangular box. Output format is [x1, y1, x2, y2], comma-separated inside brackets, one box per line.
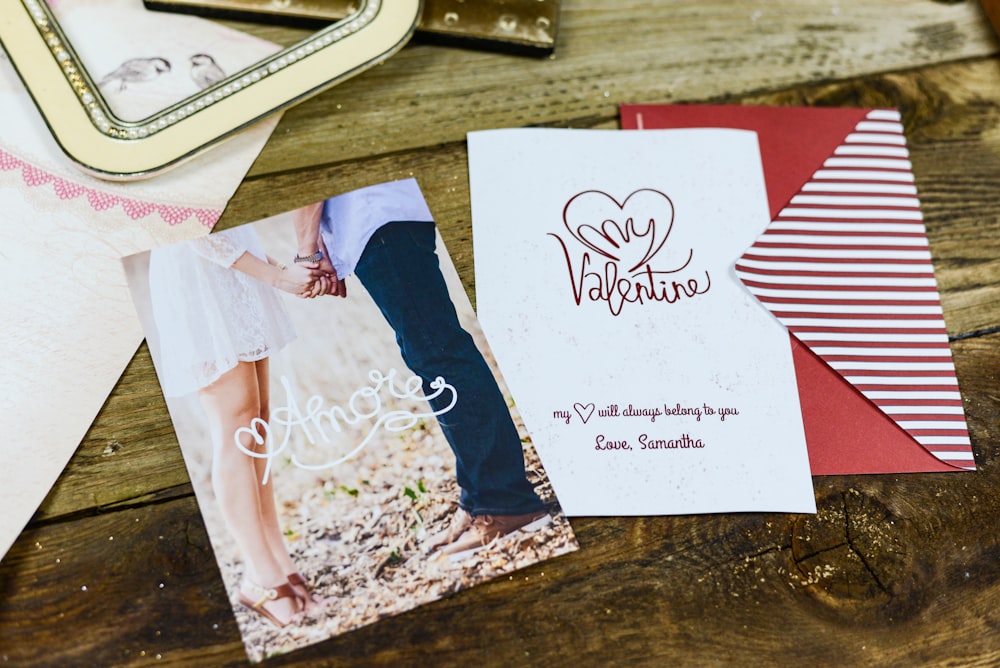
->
[273, 262, 325, 297]
[232, 250, 332, 298]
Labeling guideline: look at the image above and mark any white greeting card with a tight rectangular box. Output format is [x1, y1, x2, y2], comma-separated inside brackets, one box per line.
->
[468, 128, 816, 516]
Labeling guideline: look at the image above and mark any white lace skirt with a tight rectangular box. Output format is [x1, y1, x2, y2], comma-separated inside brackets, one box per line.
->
[148, 226, 296, 397]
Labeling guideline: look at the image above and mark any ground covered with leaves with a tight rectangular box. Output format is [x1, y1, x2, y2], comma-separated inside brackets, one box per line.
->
[225, 425, 576, 662]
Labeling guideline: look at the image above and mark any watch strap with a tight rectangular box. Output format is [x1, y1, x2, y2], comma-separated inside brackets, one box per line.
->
[294, 250, 323, 263]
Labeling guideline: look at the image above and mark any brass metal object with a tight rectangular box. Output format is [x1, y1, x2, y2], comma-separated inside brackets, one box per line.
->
[143, 0, 561, 56]
[982, 0, 1000, 36]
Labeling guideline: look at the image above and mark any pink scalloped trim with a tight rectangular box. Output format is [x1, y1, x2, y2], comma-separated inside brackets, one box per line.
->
[0, 147, 220, 227]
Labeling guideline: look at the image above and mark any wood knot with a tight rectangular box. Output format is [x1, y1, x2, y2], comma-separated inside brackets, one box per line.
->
[789, 488, 929, 623]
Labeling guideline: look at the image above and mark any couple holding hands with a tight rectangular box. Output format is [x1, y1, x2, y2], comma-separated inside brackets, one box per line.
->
[147, 179, 549, 629]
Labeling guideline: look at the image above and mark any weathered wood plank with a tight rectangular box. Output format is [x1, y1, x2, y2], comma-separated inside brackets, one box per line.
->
[29, 56, 1000, 525]
[0, 496, 246, 666]
[230, 0, 1000, 178]
[3, 321, 1000, 667]
[8, 4, 1000, 663]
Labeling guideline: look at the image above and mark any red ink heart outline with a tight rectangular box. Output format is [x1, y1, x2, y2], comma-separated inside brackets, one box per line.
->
[563, 189, 675, 272]
[574, 402, 595, 424]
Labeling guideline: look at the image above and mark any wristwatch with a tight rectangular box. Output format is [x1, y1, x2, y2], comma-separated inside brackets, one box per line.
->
[294, 250, 323, 263]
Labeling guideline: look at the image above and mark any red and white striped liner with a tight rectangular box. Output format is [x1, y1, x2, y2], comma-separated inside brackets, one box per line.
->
[734, 109, 974, 470]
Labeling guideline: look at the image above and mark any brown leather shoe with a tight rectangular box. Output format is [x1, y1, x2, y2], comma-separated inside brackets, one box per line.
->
[425, 508, 473, 552]
[438, 510, 551, 560]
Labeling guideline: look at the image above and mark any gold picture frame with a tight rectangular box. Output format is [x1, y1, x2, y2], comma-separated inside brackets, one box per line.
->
[0, 0, 421, 180]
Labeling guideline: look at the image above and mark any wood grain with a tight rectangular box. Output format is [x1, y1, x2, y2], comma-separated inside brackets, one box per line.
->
[221, 0, 1000, 178]
[35, 51, 1000, 522]
[6, 1, 1000, 665]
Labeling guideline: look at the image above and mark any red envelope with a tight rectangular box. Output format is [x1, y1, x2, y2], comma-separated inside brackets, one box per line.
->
[620, 104, 974, 474]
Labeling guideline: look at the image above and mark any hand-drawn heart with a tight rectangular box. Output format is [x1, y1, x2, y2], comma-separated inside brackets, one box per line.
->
[574, 402, 595, 424]
[563, 189, 675, 272]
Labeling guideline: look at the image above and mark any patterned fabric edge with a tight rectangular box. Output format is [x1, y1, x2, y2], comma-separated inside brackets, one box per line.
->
[0, 147, 221, 227]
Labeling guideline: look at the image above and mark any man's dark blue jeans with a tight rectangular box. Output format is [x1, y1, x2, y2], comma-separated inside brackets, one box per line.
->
[354, 221, 545, 516]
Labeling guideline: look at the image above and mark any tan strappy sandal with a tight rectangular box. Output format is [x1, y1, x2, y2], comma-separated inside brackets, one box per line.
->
[287, 572, 327, 613]
[237, 581, 302, 628]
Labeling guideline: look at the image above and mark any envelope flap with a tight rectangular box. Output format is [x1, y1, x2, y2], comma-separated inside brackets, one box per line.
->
[621, 104, 870, 218]
[733, 108, 974, 471]
[790, 336, 960, 474]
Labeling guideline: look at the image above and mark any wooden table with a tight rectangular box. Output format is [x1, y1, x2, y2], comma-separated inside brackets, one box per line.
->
[4, 2, 1000, 665]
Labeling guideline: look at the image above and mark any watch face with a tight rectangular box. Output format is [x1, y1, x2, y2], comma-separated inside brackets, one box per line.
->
[0, 0, 421, 180]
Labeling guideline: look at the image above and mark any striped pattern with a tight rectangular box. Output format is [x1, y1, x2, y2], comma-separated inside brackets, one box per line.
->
[734, 109, 974, 470]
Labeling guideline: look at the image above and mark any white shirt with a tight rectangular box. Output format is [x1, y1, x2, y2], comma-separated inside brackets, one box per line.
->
[319, 178, 434, 278]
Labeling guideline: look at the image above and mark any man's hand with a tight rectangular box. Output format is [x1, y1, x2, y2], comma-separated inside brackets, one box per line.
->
[315, 236, 347, 298]
[291, 201, 347, 298]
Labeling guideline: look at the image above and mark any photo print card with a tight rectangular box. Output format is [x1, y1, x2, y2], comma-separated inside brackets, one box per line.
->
[467, 128, 818, 517]
[123, 178, 578, 662]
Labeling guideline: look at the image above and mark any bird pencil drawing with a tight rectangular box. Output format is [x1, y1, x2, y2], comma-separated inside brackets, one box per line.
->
[98, 57, 171, 92]
[190, 53, 226, 90]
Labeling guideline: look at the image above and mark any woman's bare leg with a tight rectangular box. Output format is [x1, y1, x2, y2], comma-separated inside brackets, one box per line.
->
[250, 359, 325, 612]
[199, 361, 300, 625]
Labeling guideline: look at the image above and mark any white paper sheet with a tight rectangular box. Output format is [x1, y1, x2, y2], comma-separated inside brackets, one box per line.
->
[0, 0, 279, 559]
